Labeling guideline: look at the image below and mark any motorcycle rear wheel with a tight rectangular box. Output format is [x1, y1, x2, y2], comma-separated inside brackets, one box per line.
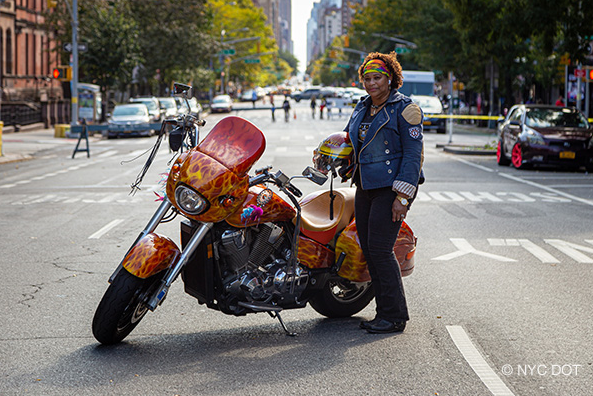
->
[92, 269, 162, 345]
[309, 279, 374, 318]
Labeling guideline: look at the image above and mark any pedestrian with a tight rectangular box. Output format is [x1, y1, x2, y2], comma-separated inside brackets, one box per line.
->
[310, 96, 317, 118]
[319, 97, 326, 119]
[252, 90, 257, 108]
[270, 95, 276, 122]
[343, 52, 424, 334]
[555, 94, 564, 107]
[326, 99, 332, 120]
[282, 96, 291, 122]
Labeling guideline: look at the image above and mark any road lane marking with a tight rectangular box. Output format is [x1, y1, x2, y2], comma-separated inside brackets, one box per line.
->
[451, 157, 495, 172]
[488, 238, 560, 263]
[544, 240, 593, 263]
[447, 326, 515, 396]
[432, 238, 516, 262]
[88, 219, 124, 239]
[97, 150, 118, 158]
[499, 173, 593, 207]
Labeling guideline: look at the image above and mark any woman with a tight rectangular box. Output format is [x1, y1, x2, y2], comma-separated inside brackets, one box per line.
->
[343, 52, 424, 334]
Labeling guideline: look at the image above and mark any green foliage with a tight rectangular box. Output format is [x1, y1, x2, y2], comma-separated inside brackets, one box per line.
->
[78, 0, 142, 90]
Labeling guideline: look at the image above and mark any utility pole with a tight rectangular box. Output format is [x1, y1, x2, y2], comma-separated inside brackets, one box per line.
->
[71, 0, 78, 127]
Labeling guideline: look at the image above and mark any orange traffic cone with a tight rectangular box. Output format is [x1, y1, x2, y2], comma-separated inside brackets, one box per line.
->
[294, 111, 297, 120]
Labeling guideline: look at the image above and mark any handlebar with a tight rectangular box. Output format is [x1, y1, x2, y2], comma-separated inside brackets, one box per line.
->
[249, 167, 303, 198]
[285, 182, 302, 198]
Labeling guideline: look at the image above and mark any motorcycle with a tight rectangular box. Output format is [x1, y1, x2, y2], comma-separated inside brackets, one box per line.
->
[92, 83, 417, 345]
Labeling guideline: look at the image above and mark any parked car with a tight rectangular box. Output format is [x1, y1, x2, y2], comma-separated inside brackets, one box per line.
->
[411, 94, 446, 134]
[241, 89, 258, 102]
[129, 97, 162, 122]
[107, 104, 153, 138]
[210, 94, 233, 113]
[497, 104, 593, 171]
[176, 97, 203, 117]
[291, 87, 321, 102]
[346, 88, 367, 104]
[158, 97, 179, 118]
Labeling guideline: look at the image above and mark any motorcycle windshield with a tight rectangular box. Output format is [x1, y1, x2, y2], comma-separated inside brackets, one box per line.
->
[197, 116, 266, 176]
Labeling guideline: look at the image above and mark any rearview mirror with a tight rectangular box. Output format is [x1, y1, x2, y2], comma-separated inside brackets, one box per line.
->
[302, 166, 328, 185]
[173, 82, 192, 98]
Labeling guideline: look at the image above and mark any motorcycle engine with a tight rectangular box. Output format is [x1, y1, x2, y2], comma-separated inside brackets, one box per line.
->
[216, 223, 309, 312]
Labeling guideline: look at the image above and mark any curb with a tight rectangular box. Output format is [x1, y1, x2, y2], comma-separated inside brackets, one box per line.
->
[439, 144, 496, 155]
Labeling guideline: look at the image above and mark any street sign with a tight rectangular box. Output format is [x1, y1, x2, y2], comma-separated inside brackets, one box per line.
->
[395, 47, 411, 54]
[331, 68, 341, 73]
[221, 49, 236, 55]
[244, 59, 260, 64]
[338, 64, 350, 69]
[574, 69, 586, 78]
[63, 42, 88, 52]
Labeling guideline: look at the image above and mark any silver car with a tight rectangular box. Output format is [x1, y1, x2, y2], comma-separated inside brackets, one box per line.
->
[107, 103, 153, 138]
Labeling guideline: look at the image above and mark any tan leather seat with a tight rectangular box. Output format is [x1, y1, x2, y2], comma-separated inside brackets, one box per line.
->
[300, 188, 356, 233]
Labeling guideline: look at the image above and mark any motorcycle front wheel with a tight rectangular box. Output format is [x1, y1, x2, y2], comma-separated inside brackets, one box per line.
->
[309, 279, 374, 318]
[92, 269, 163, 345]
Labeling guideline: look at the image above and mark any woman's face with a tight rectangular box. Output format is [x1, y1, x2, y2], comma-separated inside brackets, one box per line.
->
[362, 72, 390, 99]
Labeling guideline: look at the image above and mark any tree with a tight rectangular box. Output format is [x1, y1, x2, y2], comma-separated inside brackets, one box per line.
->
[129, 0, 213, 95]
[79, 0, 142, 95]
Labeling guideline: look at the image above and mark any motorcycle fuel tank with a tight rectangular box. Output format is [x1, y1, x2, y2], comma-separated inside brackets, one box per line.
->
[226, 185, 296, 227]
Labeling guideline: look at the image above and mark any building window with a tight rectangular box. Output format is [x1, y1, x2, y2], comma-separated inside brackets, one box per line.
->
[6, 29, 12, 75]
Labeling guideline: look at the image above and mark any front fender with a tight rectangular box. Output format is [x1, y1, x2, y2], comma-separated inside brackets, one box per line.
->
[122, 233, 180, 279]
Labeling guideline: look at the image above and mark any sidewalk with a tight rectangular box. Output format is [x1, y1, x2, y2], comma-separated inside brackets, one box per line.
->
[0, 123, 100, 165]
[436, 123, 498, 155]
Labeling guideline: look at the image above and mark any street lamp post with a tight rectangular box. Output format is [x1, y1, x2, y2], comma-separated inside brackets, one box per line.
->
[219, 29, 225, 94]
[219, 27, 250, 95]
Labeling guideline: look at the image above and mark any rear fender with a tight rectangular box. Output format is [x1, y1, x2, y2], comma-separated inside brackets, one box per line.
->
[122, 233, 180, 279]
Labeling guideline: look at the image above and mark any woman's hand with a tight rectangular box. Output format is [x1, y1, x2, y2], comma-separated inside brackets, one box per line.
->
[392, 198, 408, 223]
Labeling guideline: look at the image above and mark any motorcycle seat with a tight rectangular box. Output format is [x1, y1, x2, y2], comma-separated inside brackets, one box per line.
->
[299, 188, 356, 245]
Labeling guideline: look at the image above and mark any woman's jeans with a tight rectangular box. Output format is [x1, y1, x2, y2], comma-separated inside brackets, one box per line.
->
[355, 186, 409, 322]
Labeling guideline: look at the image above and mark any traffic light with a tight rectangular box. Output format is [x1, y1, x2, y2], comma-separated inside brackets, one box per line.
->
[52, 66, 72, 81]
[47, 0, 58, 8]
[344, 35, 350, 47]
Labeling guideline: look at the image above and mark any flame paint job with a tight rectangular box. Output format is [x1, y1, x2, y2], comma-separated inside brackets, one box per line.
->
[167, 149, 249, 222]
[122, 233, 180, 279]
[297, 235, 335, 269]
[336, 220, 416, 282]
[166, 116, 267, 223]
[198, 116, 266, 177]
[226, 185, 296, 227]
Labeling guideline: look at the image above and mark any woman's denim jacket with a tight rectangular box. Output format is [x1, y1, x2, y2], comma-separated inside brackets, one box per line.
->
[344, 89, 424, 192]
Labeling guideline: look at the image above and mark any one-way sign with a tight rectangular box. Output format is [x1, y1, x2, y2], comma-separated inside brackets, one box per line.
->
[63, 42, 88, 52]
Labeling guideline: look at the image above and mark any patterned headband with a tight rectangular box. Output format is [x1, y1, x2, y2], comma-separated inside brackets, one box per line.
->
[363, 59, 390, 78]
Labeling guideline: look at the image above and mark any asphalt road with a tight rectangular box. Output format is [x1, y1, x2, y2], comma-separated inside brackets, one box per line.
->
[1, 100, 593, 395]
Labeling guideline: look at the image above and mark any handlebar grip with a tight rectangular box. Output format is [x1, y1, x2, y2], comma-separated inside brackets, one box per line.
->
[286, 183, 302, 198]
[249, 173, 268, 186]
[255, 165, 272, 175]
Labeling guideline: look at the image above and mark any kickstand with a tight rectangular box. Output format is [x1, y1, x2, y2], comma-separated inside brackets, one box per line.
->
[267, 311, 297, 336]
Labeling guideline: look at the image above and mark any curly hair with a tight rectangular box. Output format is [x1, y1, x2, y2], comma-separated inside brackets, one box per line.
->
[358, 51, 403, 91]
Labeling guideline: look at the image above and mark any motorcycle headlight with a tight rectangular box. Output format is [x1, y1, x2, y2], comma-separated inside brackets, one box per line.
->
[174, 185, 208, 215]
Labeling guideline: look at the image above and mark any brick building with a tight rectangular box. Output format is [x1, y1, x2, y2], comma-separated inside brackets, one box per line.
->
[1, 0, 62, 103]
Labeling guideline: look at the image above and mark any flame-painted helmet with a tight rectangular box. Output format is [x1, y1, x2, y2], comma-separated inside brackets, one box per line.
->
[313, 132, 353, 177]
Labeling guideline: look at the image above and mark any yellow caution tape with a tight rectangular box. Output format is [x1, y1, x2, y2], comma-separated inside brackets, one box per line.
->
[426, 114, 593, 123]
[425, 114, 503, 120]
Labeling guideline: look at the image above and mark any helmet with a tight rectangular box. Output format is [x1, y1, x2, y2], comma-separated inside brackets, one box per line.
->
[313, 132, 353, 176]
